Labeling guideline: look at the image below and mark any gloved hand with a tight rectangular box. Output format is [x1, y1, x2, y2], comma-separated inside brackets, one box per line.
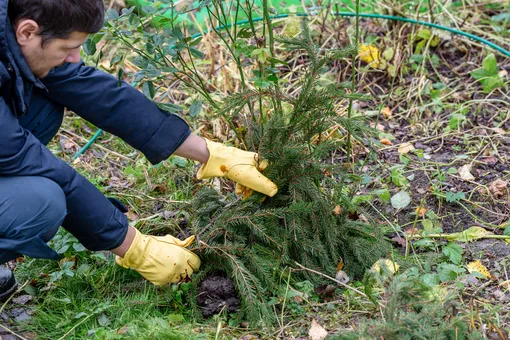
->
[197, 139, 278, 197]
[115, 228, 200, 285]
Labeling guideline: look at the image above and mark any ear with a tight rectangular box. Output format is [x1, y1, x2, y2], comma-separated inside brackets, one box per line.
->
[15, 19, 40, 47]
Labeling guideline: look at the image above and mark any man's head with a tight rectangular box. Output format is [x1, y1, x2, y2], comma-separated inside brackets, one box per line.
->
[8, 0, 105, 78]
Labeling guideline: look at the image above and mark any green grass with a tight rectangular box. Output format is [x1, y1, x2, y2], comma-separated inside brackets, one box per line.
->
[5, 0, 510, 338]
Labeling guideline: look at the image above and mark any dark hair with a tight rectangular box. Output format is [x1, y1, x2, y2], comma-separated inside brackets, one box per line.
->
[8, 0, 105, 44]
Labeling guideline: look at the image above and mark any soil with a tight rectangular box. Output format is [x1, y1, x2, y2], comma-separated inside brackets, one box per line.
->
[196, 273, 241, 318]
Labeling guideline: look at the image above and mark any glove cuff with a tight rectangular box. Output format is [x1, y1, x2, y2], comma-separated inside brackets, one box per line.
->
[115, 228, 146, 269]
[197, 139, 229, 179]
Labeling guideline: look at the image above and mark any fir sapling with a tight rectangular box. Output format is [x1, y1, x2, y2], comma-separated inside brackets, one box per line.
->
[190, 20, 390, 325]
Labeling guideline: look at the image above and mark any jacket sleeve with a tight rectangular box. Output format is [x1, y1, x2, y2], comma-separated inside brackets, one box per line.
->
[0, 97, 128, 251]
[41, 61, 191, 164]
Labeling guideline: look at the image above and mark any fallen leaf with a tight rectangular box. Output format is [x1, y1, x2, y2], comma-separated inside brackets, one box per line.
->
[446, 226, 492, 242]
[376, 123, 385, 132]
[481, 156, 498, 165]
[336, 258, 344, 271]
[211, 118, 227, 141]
[466, 260, 492, 279]
[499, 280, 510, 289]
[391, 191, 412, 209]
[498, 69, 508, 78]
[64, 140, 74, 150]
[459, 164, 475, 181]
[391, 235, 407, 247]
[309, 319, 328, 340]
[358, 214, 369, 223]
[159, 210, 178, 220]
[380, 138, 393, 145]
[404, 227, 421, 235]
[333, 205, 343, 215]
[398, 142, 415, 154]
[371, 259, 400, 274]
[488, 179, 508, 199]
[335, 270, 350, 284]
[314, 285, 336, 298]
[293, 295, 304, 304]
[12, 295, 33, 305]
[491, 127, 505, 135]
[241, 336, 258, 340]
[358, 44, 381, 68]
[415, 207, 427, 217]
[117, 325, 130, 335]
[381, 107, 392, 119]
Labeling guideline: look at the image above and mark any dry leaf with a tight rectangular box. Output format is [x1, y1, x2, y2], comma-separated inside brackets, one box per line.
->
[371, 259, 400, 274]
[314, 284, 336, 298]
[211, 118, 227, 141]
[241, 336, 258, 340]
[466, 260, 492, 279]
[488, 179, 508, 199]
[117, 325, 130, 335]
[481, 156, 498, 165]
[336, 258, 344, 271]
[491, 127, 505, 135]
[499, 280, 510, 289]
[358, 44, 381, 68]
[415, 207, 427, 217]
[335, 270, 350, 284]
[358, 214, 369, 223]
[376, 123, 385, 132]
[309, 319, 328, 340]
[391, 235, 407, 247]
[380, 138, 393, 146]
[381, 107, 392, 119]
[446, 226, 492, 242]
[333, 205, 343, 215]
[398, 142, 415, 154]
[459, 164, 475, 181]
[404, 226, 420, 235]
[498, 69, 508, 78]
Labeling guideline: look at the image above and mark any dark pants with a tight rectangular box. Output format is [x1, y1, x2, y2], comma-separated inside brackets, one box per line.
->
[0, 89, 66, 263]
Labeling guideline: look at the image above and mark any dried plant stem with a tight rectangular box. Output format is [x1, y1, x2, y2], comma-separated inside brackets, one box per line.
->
[293, 261, 382, 306]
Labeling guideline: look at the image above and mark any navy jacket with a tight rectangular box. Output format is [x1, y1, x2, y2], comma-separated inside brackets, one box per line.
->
[0, 0, 191, 257]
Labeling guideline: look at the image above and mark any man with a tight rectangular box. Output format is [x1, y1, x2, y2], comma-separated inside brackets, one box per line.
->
[0, 0, 278, 300]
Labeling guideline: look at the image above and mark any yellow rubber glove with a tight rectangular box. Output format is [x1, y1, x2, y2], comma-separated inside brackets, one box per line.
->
[115, 228, 200, 286]
[197, 139, 278, 197]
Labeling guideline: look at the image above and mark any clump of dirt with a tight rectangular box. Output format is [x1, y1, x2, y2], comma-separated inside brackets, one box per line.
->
[196, 273, 240, 318]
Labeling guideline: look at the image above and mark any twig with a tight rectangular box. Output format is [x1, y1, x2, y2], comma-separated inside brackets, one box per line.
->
[293, 261, 382, 306]
[58, 129, 134, 162]
[57, 313, 95, 340]
[0, 280, 30, 340]
[0, 323, 28, 340]
[0, 280, 29, 315]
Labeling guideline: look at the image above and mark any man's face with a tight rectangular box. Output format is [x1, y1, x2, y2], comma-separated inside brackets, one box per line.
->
[15, 20, 88, 78]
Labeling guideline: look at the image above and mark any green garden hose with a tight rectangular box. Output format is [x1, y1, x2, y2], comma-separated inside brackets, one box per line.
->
[70, 12, 510, 161]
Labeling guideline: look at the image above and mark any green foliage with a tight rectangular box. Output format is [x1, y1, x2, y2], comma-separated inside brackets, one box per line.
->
[470, 53, 506, 93]
[334, 267, 483, 339]
[445, 191, 465, 203]
[191, 20, 389, 325]
[442, 243, 464, 265]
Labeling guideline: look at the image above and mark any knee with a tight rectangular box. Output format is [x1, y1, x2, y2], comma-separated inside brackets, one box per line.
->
[0, 177, 67, 240]
[34, 178, 66, 241]
[33, 177, 67, 220]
